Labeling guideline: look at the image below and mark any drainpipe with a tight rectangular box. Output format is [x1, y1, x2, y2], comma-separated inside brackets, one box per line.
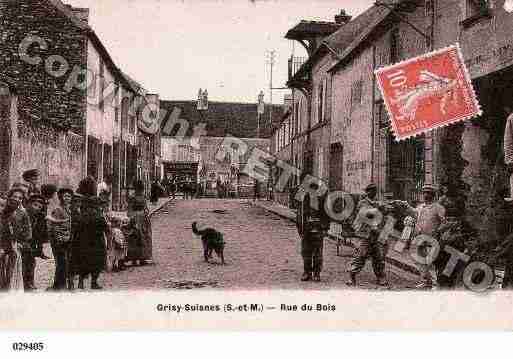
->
[371, 44, 376, 189]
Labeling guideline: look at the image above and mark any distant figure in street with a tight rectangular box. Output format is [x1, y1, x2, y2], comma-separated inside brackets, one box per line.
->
[253, 180, 259, 202]
[150, 179, 164, 205]
[296, 181, 330, 282]
[47, 187, 74, 291]
[127, 180, 153, 266]
[161, 176, 170, 197]
[169, 177, 177, 199]
[97, 174, 113, 211]
[267, 182, 274, 201]
[72, 176, 108, 290]
[346, 183, 389, 287]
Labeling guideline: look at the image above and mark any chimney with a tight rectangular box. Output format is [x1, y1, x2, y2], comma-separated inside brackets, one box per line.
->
[65, 5, 90, 24]
[334, 9, 352, 24]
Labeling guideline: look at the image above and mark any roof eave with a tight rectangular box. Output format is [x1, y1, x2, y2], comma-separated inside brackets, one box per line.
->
[327, 8, 392, 74]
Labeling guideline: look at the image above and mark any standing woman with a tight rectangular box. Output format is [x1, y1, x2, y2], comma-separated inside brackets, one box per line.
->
[72, 177, 108, 290]
[0, 191, 29, 292]
[127, 180, 153, 266]
[47, 187, 74, 291]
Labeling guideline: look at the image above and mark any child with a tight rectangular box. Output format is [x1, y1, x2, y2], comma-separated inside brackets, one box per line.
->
[110, 217, 128, 272]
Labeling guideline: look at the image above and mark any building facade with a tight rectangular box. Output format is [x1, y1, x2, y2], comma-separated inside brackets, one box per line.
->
[273, 0, 513, 244]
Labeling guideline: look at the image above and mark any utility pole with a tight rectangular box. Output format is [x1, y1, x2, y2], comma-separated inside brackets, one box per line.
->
[266, 50, 276, 129]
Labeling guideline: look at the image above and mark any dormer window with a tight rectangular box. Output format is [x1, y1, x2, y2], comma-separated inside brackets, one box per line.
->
[461, 0, 492, 28]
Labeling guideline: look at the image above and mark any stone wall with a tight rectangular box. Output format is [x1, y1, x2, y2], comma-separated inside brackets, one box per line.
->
[3, 94, 84, 194]
[0, 0, 88, 192]
[11, 120, 84, 190]
[0, 0, 88, 133]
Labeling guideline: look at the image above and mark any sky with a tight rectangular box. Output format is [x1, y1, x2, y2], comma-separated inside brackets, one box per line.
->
[65, 0, 374, 104]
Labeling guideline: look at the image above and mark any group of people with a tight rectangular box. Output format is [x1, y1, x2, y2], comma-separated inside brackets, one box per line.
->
[161, 176, 197, 200]
[296, 181, 477, 289]
[0, 168, 153, 293]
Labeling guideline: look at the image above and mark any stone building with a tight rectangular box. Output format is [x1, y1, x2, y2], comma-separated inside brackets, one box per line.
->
[0, 0, 161, 211]
[271, 10, 350, 206]
[272, 0, 513, 245]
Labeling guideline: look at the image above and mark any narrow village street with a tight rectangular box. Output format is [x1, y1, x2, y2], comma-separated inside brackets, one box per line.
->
[34, 199, 415, 291]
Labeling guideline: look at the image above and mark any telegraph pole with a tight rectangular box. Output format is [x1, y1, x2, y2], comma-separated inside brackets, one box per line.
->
[266, 50, 276, 128]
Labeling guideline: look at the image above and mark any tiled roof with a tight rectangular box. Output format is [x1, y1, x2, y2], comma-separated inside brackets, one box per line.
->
[160, 100, 284, 139]
[285, 20, 342, 40]
[325, 5, 391, 70]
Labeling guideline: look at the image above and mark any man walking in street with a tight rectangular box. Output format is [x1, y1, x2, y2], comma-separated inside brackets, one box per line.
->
[296, 182, 330, 282]
[346, 183, 389, 287]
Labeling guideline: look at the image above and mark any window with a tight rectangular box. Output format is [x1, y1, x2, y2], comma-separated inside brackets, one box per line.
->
[317, 80, 324, 124]
[351, 79, 363, 108]
[465, 0, 489, 18]
[318, 147, 324, 179]
[121, 97, 129, 132]
[285, 120, 289, 145]
[376, 101, 389, 129]
[390, 27, 400, 64]
[103, 143, 112, 180]
[120, 141, 126, 187]
[296, 97, 302, 134]
[114, 82, 119, 123]
[461, 0, 491, 26]
[99, 58, 105, 112]
[87, 136, 100, 180]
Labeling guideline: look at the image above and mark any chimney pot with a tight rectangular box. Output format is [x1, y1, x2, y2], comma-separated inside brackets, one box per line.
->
[335, 10, 352, 24]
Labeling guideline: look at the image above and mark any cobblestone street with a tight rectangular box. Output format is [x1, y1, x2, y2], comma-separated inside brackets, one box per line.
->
[35, 199, 416, 291]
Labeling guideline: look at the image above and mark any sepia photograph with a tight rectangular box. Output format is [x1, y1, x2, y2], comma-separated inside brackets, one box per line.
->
[2, 0, 513, 335]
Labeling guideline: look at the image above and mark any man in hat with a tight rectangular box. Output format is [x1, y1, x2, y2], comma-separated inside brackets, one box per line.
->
[347, 183, 389, 287]
[401, 184, 446, 289]
[22, 169, 41, 198]
[296, 181, 331, 282]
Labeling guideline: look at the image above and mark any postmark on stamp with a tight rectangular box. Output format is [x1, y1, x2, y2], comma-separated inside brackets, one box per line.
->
[375, 43, 482, 141]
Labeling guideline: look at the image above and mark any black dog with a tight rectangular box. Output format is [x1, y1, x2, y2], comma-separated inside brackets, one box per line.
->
[192, 222, 225, 264]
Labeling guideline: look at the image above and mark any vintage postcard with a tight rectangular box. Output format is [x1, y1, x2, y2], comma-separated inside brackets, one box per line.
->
[2, 0, 513, 335]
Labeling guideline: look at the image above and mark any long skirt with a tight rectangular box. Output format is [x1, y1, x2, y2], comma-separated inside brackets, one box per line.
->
[126, 211, 152, 262]
[0, 249, 24, 292]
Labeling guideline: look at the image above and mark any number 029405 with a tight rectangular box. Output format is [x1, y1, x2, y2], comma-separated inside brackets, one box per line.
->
[12, 342, 45, 351]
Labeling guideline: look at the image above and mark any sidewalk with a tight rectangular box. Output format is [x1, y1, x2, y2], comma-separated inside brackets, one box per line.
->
[111, 196, 173, 219]
[254, 200, 420, 277]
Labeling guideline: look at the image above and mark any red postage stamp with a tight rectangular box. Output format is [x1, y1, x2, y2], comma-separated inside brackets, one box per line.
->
[375, 43, 482, 141]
